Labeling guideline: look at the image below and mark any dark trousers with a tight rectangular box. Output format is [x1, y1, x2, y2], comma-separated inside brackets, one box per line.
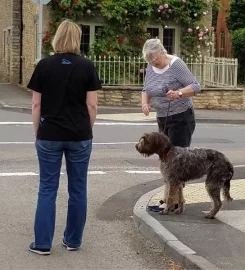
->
[157, 107, 196, 147]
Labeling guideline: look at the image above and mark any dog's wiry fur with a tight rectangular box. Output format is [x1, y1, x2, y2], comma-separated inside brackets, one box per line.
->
[135, 132, 234, 219]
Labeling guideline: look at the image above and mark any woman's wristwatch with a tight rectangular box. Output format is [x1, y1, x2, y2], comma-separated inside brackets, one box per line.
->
[178, 90, 183, 98]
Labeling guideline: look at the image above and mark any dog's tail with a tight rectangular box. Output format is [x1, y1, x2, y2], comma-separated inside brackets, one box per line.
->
[222, 159, 234, 202]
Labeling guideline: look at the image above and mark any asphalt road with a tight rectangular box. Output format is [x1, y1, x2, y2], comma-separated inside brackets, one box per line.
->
[0, 109, 245, 270]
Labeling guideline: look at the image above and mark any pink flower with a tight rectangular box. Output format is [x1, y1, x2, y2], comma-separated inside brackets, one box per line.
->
[182, 0, 186, 2]
[124, 10, 128, 14]
[198, 32, 204, 37]
[187, 28, 193, 33]
[159, 5, 164, 10]
[164, 3, 168, 8]
[140, 69, 144, 73]
[210, 26, 215, 31]
[87, 9, 91, 14]
[97, 3, 101, 7]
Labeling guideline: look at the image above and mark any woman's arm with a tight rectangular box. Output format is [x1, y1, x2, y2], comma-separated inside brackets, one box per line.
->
[32, 91, 41, 136]
[167, 59, 201, 99]
[141, 64, 152, 116]
[86, 91, 98, 128]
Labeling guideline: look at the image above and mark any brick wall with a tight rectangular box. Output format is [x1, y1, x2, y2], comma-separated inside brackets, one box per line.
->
[22, 1, 50, 86]
[98, 87, 245, 110]
[0, 1, 13, 82]
[0, 0, 21, 83]
[11, 0, 21, 84]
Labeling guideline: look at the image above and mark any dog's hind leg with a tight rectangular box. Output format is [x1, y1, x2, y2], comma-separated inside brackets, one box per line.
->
[222, 179, 233, 202]
[205, 181, 222, 219]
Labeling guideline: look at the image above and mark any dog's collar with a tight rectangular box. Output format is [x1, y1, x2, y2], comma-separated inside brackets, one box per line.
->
[161, 150, 171, 161]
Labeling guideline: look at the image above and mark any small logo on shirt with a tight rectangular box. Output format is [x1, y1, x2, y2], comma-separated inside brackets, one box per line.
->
[61, 59, 72, 65]
[40, 117, 45, 125]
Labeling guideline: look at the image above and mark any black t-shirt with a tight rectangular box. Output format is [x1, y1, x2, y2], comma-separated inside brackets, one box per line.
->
[27, 53, 101, 141]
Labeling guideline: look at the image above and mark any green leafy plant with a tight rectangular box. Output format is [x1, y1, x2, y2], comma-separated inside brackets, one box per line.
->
[231, 28, 245, 84]
[227, 0, 245, 83]
[42, 0, 217, 58]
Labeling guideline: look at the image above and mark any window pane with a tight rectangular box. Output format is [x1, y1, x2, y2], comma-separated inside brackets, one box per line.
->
[81, 25, 90, 55]
[163, 29, 175, 54]
[147, 28, 159, 39]
[95, 26, 103, 40]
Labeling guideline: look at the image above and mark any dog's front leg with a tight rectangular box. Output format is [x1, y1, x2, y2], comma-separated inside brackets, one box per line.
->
[160, 183, 175, 215]
[174, 184, 185, 214]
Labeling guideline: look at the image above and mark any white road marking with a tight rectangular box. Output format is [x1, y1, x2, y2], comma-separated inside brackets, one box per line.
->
[204, 210, 245, 234]
[0, 171, 107, 177]
[125, 170, 161, 174]
[0, 141, 137, 145]
[88, 171, 107, 175]
[0, 122, 32, 125]
[0, 121, 156, 126]
[0, 172, 38, 176]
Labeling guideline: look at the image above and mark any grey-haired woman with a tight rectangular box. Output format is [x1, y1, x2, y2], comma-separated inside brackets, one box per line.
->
[142, 38, 201, 147]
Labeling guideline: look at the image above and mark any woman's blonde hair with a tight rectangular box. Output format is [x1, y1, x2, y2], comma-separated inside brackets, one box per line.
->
[52, 19, 82, 54]
[142, 38, 167, 62]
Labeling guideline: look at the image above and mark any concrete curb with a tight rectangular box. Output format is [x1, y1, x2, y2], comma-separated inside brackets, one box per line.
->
[1, 103, 245, 125]
[133, 187, 221, 270]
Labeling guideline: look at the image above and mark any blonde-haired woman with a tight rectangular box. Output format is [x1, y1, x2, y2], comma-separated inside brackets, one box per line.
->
[142, 38, 201, 147]
[27, 20, 101, 255]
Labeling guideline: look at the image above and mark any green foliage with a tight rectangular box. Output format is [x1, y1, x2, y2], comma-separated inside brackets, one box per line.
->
[226, 0, 245, 31]
[42, 0, 217, 58]
[231, 28, 245, 83]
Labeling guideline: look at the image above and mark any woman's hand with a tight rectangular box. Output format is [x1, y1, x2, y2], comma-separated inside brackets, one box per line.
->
[166, 90, 180, 100]
[142, 103, 150, 116]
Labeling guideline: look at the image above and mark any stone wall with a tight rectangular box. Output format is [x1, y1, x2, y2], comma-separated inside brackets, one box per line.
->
[11, 0, 21, 84]
[0, 0, 21, 83]
[98, 87, 245, 110]
[22, 1, 50, 86]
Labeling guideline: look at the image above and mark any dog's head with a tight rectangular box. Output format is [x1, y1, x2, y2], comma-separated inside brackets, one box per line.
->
[135, 132, 172, 158]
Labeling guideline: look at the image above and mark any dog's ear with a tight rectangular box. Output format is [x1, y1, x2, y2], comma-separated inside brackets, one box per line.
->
[155, 133, 172, 158]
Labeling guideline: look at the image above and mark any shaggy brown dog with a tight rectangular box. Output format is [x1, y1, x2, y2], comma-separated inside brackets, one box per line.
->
[135, 132, 234, 219]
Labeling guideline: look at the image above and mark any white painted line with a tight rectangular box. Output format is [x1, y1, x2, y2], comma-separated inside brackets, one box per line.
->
[88, 171, 107, 175]
[94, 142, 137, 145]
[0, 171, 107, 177]
[0, 141, 137, 145]
[125, 170, 161, 174]
[0, 172, 38, 176]
[0, 122, 32, 125]
[0, 121, 156, 126]
[95, 122, 156, 126]
[0, 142, 33, 145]
[234, 165, 245, 168]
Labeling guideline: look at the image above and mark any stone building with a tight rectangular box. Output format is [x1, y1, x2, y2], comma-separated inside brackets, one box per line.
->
[0, 0, 50, 85]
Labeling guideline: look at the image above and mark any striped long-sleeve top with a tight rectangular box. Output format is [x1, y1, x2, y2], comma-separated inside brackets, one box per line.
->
[142, 56, 201, 117]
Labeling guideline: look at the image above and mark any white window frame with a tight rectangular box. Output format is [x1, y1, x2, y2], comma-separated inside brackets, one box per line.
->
[146, 24, 180, 55]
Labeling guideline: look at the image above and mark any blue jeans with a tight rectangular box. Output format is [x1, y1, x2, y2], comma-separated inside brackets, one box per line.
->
[34, 139, 92, 249]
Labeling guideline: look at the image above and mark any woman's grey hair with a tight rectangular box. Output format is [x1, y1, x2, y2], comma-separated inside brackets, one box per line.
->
[142, 38, 167, 62]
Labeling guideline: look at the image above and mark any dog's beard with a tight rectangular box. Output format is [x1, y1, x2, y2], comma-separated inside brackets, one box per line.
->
[135, 143, 154, 157]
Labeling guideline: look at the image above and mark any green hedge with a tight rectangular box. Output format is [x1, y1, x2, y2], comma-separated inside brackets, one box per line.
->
[231, 28, 245, 84]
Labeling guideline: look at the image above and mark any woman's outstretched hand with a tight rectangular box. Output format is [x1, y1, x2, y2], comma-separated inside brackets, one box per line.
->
[142, 103, 150, 116]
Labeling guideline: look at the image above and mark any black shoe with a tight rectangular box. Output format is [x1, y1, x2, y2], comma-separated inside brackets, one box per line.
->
[29, 242, 51, 255]
[62, 239, 79, 251]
